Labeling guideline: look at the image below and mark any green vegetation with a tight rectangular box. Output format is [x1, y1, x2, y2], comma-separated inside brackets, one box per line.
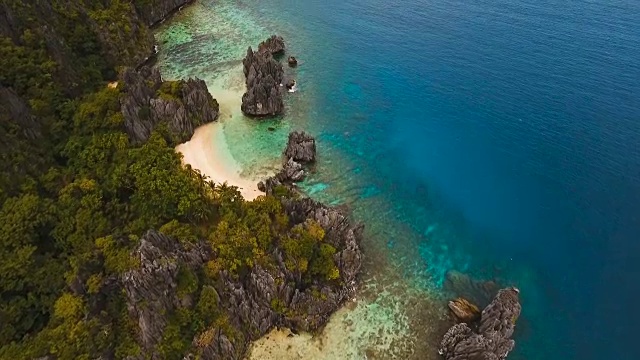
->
[0, 2, 343, 358]
[157, 80, 184, 101]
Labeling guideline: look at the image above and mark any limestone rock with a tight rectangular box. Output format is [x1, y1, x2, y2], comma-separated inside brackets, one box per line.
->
[241, 46, 285, 116]
[122, 230, 210, 359]
[258, 35, 285, 55]
[119, 66, 219, 144]
[439, 287, 522, 360]
[285, 78, 296, 90]
[284, 131, 316, 163]
[195, 197, 363, 359]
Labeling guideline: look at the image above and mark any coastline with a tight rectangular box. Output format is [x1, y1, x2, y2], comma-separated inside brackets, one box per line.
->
[175, 121, 263, 201]
[160, 3, 436, 358]
[175, 84, 265, 201]
[155, 2, 453, 359]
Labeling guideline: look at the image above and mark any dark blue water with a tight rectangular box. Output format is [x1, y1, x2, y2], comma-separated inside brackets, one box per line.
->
[252, 0, 640, 358]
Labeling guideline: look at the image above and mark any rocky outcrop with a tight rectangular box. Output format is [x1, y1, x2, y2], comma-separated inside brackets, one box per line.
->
[119, 66, 219, 144]
[241, 41, 285, 116]
[288, 56, 298, 67]
[284, 131, 317, 163]
[122, 230, 210, 359]
[134, 0, 193, 27]
[258, 35, 285, 55]
[439, 287, 522, 360]
[120, 199, 362, 360]
[258, 131, 317, 194]
[448, 298, 481, 323]
[283, 197, 363, 283]
[212, 197, 362, 339]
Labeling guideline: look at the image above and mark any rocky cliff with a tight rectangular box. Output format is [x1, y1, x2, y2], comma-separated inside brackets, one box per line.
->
[439, 287, 522, 360]
[119, 66, 219, 144]
[123, 230, 211, 359]
[122, 199, 363, 360]
[241, 37, 286, 117]
[119, 129, 362, 359]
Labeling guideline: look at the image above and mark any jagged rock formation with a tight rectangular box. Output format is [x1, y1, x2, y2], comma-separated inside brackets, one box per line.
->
[122, 200, 362, 360]
[134, 0, 193, 26]
[283, 198, 363, 284]
[439, 287, 522, 360]
[285, 131, 317, 163]
[258, 35, 285, 55]
[198, 197, 361, 359]
[119, 66, 219, 144]
[258, 131, 317, 194]
[123, 230, 211, 359]
[241, 40, 285, 116]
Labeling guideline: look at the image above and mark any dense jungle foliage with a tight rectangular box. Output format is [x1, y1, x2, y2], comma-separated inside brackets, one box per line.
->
[0, 1, 339, 358]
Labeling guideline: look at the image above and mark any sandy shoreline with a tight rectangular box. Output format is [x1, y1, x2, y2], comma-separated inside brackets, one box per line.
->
[176, 120, 263, 201]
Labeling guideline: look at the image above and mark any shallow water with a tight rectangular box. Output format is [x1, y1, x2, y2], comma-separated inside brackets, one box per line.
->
[156, 1, 640, 359]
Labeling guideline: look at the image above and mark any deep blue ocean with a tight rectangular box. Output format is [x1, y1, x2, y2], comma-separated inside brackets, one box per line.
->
[256, 1, 640, 358]
[159, 0, 640, 358]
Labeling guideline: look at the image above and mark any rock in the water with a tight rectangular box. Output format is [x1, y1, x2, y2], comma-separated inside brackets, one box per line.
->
[439, 287, 522, 360]
[285, 79, 296, 90]
[258, 131, 318, 195]
[288, 56, 298, 66]
[258, 35, 285, 55]
[120, 66, 219, 144]
[241, 46, 285, 117]
[268, 126, 276, 131]
[448, 298, 481, 323]
[284, 131, 316, 163]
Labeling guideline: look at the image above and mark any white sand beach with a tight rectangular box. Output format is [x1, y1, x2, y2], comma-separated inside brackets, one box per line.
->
[175, 83, 265, 201]
[175, 121, 263, 201]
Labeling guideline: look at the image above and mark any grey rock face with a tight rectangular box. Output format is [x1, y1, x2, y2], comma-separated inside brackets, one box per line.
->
[258, 131, 318, 195]
[122, 230, 210, 359]
[258, 35, 285, 55]
[119, 66, 219, 144]
[439, 287, 522, 360]
[241, 45, 285, 117]
[192, 196, 362, 360]
[284, 131, 316, 163]
[284, 197, 364, 284]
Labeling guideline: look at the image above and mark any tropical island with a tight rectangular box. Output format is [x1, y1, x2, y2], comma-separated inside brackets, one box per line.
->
[0, 1, 520, 359]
